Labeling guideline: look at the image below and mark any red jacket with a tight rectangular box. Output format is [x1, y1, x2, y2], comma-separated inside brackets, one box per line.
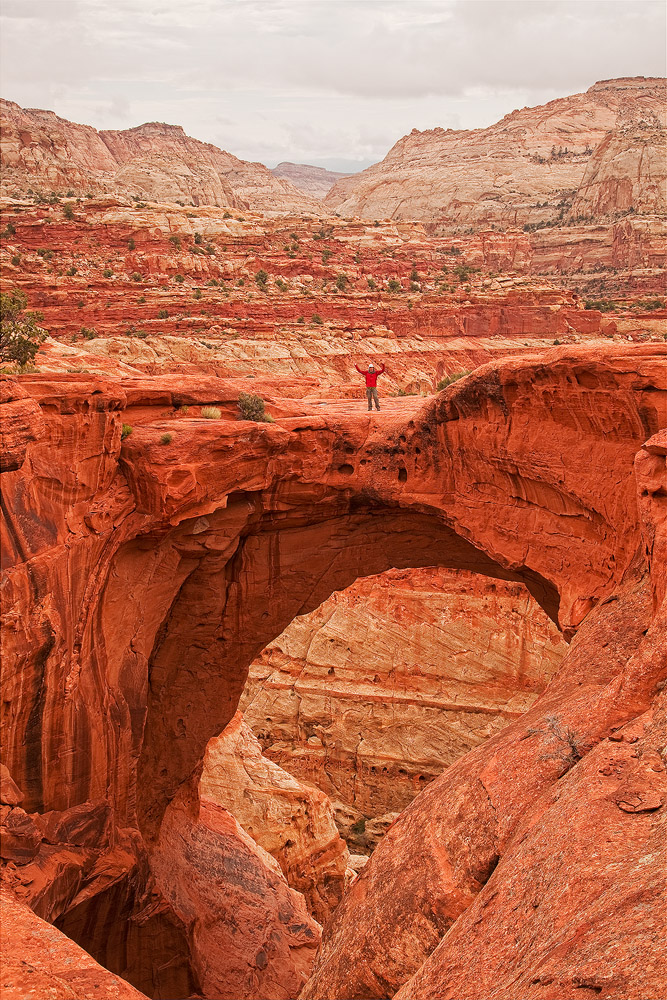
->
[356, 363, 385, 387]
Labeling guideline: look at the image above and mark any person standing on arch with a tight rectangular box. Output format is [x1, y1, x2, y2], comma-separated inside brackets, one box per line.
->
[355, 360, 386, 411]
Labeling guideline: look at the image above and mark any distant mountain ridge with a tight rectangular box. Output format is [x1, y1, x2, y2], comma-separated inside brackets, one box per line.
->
[325, 77, 667, 228]
[0, 99, 324, 215]
[271, 162, 351, 200]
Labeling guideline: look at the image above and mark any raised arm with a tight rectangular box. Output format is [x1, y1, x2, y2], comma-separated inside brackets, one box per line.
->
[377, 363, 386, 375]
[354, 364, 365, 374]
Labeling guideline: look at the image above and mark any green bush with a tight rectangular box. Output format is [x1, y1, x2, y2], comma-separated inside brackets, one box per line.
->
[194, 232, 202, 245]
[175, 274, 184, 283]
[584, 299, 617, 312]
[321, 249, 332, 264]
[311, 313, 324, 325]
[11, 255, 20, 267]
[169, 235, 182, 250]
[103, 268, 113, 278]
[255, 269, 269, 289]
[238, 392, 273, 422]
[201, 405, 222, 419]
[131, 272, 142, 282]
[367, 277, 376, 290]
[409, 281, 420, 292]
[160, 433, 173, 445]
[335, 274, 348, 291]
[0, 289, 47, 367]
[387, 279, 401, 293]
[158, 308, 169, 319]
[36, 248, 54, 259]
[81, 327, 98, 340]
[121, 424, 133, 440]
[2, 222, 16, 236]
[436, 370, 471, 390]
[66, 266, 77, 276]
[194, 289, 202, 300]
[63, 203, 75, 220]
[297, 316, 305, 324]
[223, 211, 232, 219]
[128, 238, 135, 251]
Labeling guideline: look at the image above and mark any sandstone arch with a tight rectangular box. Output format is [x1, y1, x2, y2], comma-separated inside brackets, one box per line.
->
[1, 344, 665, 997]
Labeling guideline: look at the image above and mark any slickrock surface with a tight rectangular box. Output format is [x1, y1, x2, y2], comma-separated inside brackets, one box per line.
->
[200, 712, 349, 922]
[0, 99, 322, 215]
[152, 780, 320, 1000]
[242, 567, 566, 830]
[326, 78, 667, 227]
[271, 162, 350, 200]
[0, 888, 147, 1000]
[1, 340, 665, 999]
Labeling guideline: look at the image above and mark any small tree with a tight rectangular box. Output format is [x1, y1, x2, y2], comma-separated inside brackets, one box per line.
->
[0, 290, 46, 368]
[255, 269, 269, 290]
[335, 274, 348, 291]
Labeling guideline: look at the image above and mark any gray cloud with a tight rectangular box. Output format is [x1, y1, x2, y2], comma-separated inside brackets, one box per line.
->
[1, 0, 664, 170]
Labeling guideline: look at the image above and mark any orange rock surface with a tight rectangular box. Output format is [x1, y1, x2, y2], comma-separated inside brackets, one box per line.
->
[200, 712, 349, 922]
[242, 567, 566, 830]
[326, 78, 667, 227]
[1, 337, 665, 998]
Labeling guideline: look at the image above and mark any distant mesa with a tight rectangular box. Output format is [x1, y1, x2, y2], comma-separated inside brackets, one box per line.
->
[271, 161, 352, 200]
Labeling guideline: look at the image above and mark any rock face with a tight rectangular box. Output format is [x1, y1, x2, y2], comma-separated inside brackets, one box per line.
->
[200, 712, 349, 922]
[0, 100, 322, 214]
[242, 567, 566, 827]
[271, 162, 351, 199]
[1, 343, 665, 998]
[326, 78, 667, 226]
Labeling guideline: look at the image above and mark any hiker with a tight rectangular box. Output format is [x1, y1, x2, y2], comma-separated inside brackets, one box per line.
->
[355, 361, 386, 411]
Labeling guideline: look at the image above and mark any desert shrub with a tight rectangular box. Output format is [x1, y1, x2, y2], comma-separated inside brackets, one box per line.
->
[65, 190, 74, 198]
[66, 266, 77, 276]
[158, 308, 169, 319]
[175, 274, 184, 283]
[410, 281, 420, 292]
[86, 193, 93, 199]
[131, 272, 142, 282]
[436, 370, 471, 390]
[255, 269, 269, 289]
[633, 298, 665, 311]
[128, 238, 135, 251]
[367, 277, 377, 290]
[387, 278, 401, 293]
[194, 232, 202, 245]
[160, 433, 173, 445]
[169, 235, 182, 250]
[138, 295, 146, 304]
[81, 327, 98, 340]
[205, 245, 215, 255]
[223, 211, 232, 219]
[553, 339, 561, 345]
[335, 274, 348, 291]
[2, 222, 16, 236]
[238, 392, 273, 422]
[201, 405, 222, 419]
[350, 818, 366, 836]
[311, 313, 324, 325]
[103, 267, 113, 278]
[275, 278, 288, 291]
[121, 424, 133, 439]
[584, 299, 616, 312]
[453, 264, 474, 282]
[37, 248, 54, 260]
[178, 404, 189, 414]
[297, 316, 305, 324]
[321, 249, 332, 264]
[11, 255, 20, 266]
[237, 278, 245, 286]
[194, 289, 202, 300]
[373, 220, 380, 227]
[0, 289, 47, 367]
[63, 203, 75, 220]
[410, 268, 419, 282]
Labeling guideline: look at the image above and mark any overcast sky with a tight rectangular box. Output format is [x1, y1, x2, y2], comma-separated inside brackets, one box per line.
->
[1, 0, 665, 172]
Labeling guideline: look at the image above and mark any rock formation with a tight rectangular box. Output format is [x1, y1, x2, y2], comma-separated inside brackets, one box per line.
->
[1, 337, 665, 998]
[0, 100, 322, 215]
[200, 712, 349, 922]
[242, 567, 566, 836]
[271, 162, 351, 200]
[326, 78, 667, 227]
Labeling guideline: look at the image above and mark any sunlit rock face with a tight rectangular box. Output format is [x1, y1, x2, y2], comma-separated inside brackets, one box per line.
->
[242, 567, 567, 838]
[326, 78, 667, 226]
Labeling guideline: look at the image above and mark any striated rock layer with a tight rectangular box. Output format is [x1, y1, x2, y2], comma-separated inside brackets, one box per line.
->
[0, 99, 322, 215]
[271, 162, 350, 200]
[242, 567, 566, 833]
[1, 343, 665, 998]
[326, 78, 667, 227]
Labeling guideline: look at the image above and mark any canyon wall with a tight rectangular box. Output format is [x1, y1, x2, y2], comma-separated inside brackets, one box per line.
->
[0, 100, 322, 215]
[326, 78, 666, 227]
[242, 567, 566, 841]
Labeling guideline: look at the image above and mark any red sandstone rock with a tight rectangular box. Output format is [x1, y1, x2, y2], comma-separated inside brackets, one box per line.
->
[0, 888, 147, 1000]
[0, 342, 665, 998]
[242, 567, 565, 828]
[152, 779, 320, 1000]
[0, 806, 41, 863]
[200, 712, 349, 923]
[0, 764, 24, 806]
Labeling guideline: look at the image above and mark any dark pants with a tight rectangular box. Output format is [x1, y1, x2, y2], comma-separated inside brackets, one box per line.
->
[366, 387, 380, 410]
